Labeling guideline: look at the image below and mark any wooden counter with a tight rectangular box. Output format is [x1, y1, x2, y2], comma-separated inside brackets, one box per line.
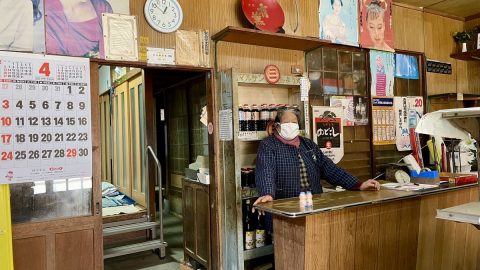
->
[254, 183, 480, 270]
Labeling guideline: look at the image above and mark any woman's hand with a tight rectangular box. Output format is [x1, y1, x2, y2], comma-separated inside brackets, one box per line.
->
[252, 195, 273, 215]
[359, 179, 381, 191]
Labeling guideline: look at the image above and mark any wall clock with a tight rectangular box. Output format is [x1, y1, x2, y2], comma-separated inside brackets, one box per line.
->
[144, 0, 183, 33]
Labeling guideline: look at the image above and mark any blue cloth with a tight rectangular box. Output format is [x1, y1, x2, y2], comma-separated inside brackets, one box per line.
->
[255, 136, 359, 231]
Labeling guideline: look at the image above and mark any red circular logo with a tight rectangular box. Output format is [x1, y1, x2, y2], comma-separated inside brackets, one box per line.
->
[264, 65, 281, 84]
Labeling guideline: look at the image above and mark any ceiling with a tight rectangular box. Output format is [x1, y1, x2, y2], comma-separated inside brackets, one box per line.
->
[394, 0, 480, 18]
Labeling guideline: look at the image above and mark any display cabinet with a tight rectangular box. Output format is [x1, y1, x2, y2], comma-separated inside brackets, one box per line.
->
[217, 69, 305, 269]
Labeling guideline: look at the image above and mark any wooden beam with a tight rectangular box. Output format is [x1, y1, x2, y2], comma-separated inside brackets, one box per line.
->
[466, 12, 480, 21]
[423, 7, 465, 21]
[392, 2, 423, 11]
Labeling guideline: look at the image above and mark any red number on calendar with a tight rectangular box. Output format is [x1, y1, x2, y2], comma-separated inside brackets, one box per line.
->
[2, 100, 8, 108]
[1, 117, 11, 126]
[1, 152, 13, 161]
[414, 98, 423, 107]
[1, 134, 12, 143]
[66, 148, 77, 157]
[39, 62, 51, 77]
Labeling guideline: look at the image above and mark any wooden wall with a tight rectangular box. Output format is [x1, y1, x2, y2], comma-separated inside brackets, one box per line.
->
[465, 18, 480, 95]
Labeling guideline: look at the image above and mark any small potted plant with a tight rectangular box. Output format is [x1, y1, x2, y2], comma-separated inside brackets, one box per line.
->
[453, 31, 471, 52]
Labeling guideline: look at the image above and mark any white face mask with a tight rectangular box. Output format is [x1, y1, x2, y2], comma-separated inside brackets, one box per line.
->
[279, 123, 299, 140]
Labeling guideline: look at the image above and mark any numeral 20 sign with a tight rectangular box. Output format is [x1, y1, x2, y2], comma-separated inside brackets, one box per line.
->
[0, 52, 92, 184]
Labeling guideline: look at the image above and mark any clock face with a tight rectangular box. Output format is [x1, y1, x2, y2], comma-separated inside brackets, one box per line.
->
[144, 0, 183, 33]
[395, 170, 411, 184]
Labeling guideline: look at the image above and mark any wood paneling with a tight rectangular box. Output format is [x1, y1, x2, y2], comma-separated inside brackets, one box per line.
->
[424, 13, 465, 95]
[13, 237, 46, 270]
[55, 230, 94, 270]
[427, 0, 480, 18]
[273, 216, 306, 270]
[393, 5, 425, 52]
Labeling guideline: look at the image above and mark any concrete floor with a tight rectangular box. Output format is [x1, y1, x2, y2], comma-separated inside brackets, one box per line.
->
[104, 214, 184, 270]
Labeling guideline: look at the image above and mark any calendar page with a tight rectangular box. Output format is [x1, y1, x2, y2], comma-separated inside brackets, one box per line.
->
[0, 52, 92, 184]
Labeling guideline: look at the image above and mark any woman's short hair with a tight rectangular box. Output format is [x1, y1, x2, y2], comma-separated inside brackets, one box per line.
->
[331, 0, 343, 7]
[366, 0, 384, 21]
[275, 106, 302, 127]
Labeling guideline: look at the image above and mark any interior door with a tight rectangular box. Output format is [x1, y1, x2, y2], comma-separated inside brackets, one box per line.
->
[10, 62, 104, 270]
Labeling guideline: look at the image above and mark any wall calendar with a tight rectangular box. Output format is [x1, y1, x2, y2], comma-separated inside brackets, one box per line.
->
[0, 52, 91, 184]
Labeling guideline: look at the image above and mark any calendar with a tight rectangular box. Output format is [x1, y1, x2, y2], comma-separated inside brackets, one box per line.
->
[0, 52, 92, 184]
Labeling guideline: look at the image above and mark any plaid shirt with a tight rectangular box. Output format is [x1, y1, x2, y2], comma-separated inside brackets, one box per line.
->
[255, 136, 359, 199]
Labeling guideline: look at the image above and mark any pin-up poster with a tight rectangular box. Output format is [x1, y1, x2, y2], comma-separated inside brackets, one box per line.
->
[359, 0, 394, 52]
[394, 97, 424, 151]
[0, 0, 45, 53]
[312, 106, 344, 164]
[319, 0, 359, 46]
[372, 97, 395, 145]
[370, 50, 394, 97]
[330, 96, 354, 126]
[45, 0, 129, 58]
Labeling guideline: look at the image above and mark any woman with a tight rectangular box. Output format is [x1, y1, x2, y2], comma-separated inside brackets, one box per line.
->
[46, 0, 113, 57]
[322, 0, 347, 44]
[365, 0, 393, 51]
[253, 107, 380, 228]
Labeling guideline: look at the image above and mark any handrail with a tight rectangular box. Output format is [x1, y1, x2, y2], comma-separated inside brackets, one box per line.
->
[146, 146, 164, 243]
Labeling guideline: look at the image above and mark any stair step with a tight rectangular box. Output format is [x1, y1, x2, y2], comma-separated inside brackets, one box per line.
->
[103, 222, 159, 236]
[104, 240, 167, 259]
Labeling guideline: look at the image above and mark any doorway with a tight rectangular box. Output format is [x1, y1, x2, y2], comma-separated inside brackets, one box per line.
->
[98, 65, 213, 269]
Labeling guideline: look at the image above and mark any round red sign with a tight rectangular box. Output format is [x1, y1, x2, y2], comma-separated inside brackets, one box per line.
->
[264, 65, 281, 84]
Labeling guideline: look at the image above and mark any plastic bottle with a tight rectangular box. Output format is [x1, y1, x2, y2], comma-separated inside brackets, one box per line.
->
[299, 192, 306, 208]
[306, 191, 313, 207]
[252, 104, 260, 131]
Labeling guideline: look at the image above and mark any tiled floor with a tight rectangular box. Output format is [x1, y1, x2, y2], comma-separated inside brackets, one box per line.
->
[104, 214, 183, 270]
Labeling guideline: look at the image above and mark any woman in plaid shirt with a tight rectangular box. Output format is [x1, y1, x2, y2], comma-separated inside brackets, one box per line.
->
[253, 106, 380, 230]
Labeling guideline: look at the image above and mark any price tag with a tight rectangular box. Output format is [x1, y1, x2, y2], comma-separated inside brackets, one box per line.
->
[300, 76, 310, 102]
[0, 52, 92, 184]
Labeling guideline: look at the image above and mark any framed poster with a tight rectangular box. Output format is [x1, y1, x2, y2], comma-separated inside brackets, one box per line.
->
[319, 0, 359, 46]
[0, 52, 92, 184]
[372, 97, 395, 145]
[312, 106, 344, 164]
[370, 50, 394, 97]
[359, 0, 394, 51]
[394, 96, 423, 151]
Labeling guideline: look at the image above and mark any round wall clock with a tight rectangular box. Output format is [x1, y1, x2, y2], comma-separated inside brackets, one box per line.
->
[144, 0, 183, 33]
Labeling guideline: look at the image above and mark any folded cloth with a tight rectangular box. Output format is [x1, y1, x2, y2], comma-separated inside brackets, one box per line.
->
[101, 182, 119, 197]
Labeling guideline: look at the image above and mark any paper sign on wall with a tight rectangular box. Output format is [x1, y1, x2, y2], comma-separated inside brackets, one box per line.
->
[394, 96, 424, 151]
[0, 52, 92, 184]
[330, 96, 354, 126]
[372, 97, 395, 145]
[312, 106, 344, 164]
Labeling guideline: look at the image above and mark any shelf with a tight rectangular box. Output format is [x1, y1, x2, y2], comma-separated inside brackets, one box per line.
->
[212, 26, 331, 51]
[243, 244, 274, 261]
[450, 49, 480, 61]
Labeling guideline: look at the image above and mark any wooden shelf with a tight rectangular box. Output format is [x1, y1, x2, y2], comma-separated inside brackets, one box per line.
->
[212, 26, 331, 51]
[450, 49, 480, 61]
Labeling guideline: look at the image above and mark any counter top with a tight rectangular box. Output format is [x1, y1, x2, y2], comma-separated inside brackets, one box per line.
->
[436, 202, 480, 228]
[254, 182, 478, 218]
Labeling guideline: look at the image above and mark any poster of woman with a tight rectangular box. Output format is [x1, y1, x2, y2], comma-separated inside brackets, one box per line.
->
[370, 50, 394, 97]
[45, 0, 129, 58]
[319, 0, 359, 46]
[0, 0, 45, 53]
[359, 0, 394, 51]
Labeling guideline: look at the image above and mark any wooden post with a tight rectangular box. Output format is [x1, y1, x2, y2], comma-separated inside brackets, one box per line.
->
[0, 185, 14, 270]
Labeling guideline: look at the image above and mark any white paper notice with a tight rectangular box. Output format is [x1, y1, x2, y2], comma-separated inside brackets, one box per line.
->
[300, 76, 310, 101]
[147, 47, 175, 65]
[394, 96, 424, 151]
[219, 109, 233, 141]
[103, 13, 138, 61]
[0, 52, 92, 184]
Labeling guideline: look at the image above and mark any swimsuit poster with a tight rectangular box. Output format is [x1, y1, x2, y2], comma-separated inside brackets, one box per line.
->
[330, 96, 354, 126]
[359, 0, 394, 51]
[312, 106, 344, 164]
[372, 97, 395, 145]
[394, 97, 423, 151]
[45, 0, 129, 58]
[370, 50, 394, 97]
[319, 0, 359, 46]
[0, 0, 45, 53]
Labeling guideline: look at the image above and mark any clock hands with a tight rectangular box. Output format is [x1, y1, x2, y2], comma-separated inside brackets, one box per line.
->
[163, 6, 168, 14]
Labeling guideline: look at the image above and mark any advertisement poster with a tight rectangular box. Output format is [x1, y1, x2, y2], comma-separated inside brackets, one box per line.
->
[0, 0, 45, 53]
[45, 0, 129, 58]
[319, 0, 359, 46]
[370, 50, 394, 97]
[0, 52, 92, 184]
[394, 97, 424, 151]
[359, 0, 394, 51]
[372, 97, 395, 145]
[312, 106, 344, 164]
[395, 54, 419, 79]
[353, 96, 368, 125]
[330, 96, 354, 126]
